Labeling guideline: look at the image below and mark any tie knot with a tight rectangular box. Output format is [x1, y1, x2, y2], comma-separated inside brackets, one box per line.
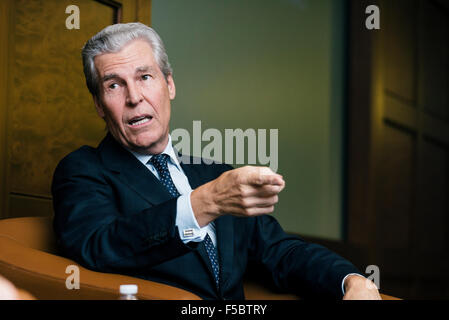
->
[149, 153, 169, 171]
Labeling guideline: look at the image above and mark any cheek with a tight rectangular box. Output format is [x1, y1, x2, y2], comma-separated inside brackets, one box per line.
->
[157, 100, 171, 128]
[102, 103, 124, 127]
[143, 90, 170, 118]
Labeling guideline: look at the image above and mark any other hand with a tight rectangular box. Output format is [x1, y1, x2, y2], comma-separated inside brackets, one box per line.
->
[343, 275, 382, 300]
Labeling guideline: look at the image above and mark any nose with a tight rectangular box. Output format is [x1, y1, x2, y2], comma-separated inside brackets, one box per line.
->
[126, 82, 143, 106]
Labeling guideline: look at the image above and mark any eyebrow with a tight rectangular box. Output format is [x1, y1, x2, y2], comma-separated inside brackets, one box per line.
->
[102, 73, 119, 83]
[136, 65, 154, 73]
[102, 66, 155, 83]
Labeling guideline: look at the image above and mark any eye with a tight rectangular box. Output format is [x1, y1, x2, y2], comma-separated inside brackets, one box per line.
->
[108, 83, 119, 90]
[141, 74, 151, 81]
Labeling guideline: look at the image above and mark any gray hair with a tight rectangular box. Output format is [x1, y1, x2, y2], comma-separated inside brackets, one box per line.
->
[82, 22, 173, 97]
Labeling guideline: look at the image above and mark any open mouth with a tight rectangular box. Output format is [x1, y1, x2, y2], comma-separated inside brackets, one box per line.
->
[128, 115, 153, 127]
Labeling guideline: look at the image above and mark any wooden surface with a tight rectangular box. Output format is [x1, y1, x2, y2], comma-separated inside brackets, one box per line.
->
[0, 0, 12, 220]
[9, 0, 119, 198]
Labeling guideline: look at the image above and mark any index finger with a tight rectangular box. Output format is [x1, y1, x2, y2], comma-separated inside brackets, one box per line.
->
[246, 167, 284, 186]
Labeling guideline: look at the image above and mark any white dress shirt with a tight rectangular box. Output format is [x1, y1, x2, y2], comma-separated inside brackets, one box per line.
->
[128, 135, 216, 246]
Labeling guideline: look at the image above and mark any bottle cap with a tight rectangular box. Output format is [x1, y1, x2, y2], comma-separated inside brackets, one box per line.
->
[120, 284, 138, 295]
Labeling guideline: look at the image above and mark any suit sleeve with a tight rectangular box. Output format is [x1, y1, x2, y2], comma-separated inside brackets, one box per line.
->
[51, 149, 195, 274]
[249, 215, 361, 299]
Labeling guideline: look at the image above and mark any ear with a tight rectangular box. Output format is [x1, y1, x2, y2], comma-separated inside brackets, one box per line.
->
[93, 95, 105, 118]
[166, 74, 176, 100]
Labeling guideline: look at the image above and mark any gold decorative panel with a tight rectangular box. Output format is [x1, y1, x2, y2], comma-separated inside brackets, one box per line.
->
[0, 0, 151, 218]
[9, 0, 118, 197]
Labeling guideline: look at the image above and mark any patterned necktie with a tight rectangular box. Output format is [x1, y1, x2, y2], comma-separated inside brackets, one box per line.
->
[149, 154, 180, 198]
[204, 233, 220, 289]
[150, 153, 220, 288]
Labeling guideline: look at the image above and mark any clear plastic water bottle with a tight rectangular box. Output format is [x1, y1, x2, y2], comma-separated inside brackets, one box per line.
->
[119, 284, 138, 300]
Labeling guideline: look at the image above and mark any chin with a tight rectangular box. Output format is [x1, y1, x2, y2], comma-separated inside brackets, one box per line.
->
[130, 133, 167, 153]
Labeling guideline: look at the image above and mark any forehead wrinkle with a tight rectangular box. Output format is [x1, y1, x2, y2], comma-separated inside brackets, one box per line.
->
[95, 40, 160, 85]
[101, 65, 156, 83]
[96, 49, 149, 75]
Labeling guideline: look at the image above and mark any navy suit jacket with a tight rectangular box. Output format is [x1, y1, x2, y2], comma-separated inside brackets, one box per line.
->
[52, 133, 360, 300]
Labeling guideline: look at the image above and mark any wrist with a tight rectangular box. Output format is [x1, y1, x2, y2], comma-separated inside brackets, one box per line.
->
[191, 182, 220, 227]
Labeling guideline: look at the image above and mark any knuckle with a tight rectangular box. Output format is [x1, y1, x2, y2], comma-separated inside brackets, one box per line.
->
[241, 198, 250, 208]
[238, 185, 248, 197]
[263, 185, 274, 195]
[255, 172, 263, 185]
[230, 171, 239, 183]
[260, 166, 273, 176]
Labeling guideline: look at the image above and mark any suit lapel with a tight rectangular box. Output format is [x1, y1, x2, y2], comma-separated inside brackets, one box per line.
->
[215, 215, 234, 290]
[192, 216, 235, 293]
[98, 134, 173, 205]
[180, 155, 235, 291]
[178, 155, 218, 291]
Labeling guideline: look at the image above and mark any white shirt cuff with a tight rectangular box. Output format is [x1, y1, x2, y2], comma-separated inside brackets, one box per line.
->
[342, 273, 366, 295]
[176, 191, 207, 243]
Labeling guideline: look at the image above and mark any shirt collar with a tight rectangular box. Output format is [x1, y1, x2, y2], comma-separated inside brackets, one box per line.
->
[128, 135, 182, 170]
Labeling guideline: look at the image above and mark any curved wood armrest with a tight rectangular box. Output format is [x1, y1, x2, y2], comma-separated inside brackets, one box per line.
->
[0, 236, 200, 300]
[17, 289, 36, 300]
[380, 293, 401, 300]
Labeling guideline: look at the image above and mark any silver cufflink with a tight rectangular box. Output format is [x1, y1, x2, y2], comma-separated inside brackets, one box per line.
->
[183, 229, 194, 238]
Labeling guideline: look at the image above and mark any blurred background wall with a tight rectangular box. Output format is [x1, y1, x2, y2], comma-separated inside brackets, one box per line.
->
[152, 0, 347, 241]
[0, 0, 448, 299]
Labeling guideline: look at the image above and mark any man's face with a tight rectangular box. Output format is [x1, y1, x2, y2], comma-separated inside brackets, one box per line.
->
[93, 39, 176, 154]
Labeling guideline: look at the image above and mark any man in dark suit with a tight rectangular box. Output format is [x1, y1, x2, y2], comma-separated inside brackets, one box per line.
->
[52, 23, 380, 300]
